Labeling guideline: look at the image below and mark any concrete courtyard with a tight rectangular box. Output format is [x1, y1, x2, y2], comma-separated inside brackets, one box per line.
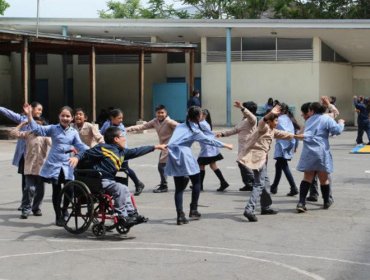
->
[0, 128, 369, 280]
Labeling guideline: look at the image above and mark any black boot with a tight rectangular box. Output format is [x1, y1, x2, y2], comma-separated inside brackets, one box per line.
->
[177, 211, 189, 225]
[189, 203, 201, 219]
[320, 184, 332, 209]
[297, 181, 311, 213]
[200, 170, 205, 191]
[214, 169, 229, 191]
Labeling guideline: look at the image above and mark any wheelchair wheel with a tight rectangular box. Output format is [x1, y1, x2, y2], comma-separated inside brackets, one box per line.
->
[116, 219, 130, 234]
[92, 223, 106, 237]
[60, 180, 94, 234]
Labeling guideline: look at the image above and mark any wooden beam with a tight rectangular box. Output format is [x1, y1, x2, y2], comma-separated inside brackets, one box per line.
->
[138, 50, 145, 120]
[189, 49, 195, 97]
[30, 52, 36, 102]
[89, 46, 96, 122]
[21, 38, 29, 103]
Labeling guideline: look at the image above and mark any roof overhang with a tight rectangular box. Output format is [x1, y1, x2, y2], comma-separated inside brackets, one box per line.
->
[1, 18, 370, 62]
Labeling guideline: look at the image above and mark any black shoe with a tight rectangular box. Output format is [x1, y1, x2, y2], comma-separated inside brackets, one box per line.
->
[243, 211, 258, 222]
[128, 211, 149, 224]
[32, 209, 42, 216]
[55, 218, 65, 227]
[286, 189, 299, 196]
[270, 185, 277, 194]
[306, 196, 318, 202]
[239, 185, 253, 191]
[323, 200, 333, 209]
[217, 181, 230, 192]
[177, 211, 189, 225]
[189, 209, 201, 219]
[20, 212, 28, 219]
[296, 203, 307, 213]
[261, 208, 278, 215]
[134, 182, 145, 196]
[153, 184, 168, 193]
[17, 206, 23, 211]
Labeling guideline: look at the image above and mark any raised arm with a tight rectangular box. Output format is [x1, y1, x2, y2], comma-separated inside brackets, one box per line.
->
[9, 122, 29, 139]
[0, 106, 26, 124]
[126, 119, 155, 133]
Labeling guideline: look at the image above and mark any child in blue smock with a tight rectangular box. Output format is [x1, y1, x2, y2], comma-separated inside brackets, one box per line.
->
[165, 106, 233, 225]
[197, 109, 229, 192]
[100, 109, 145, 196]
[24, 104, 89, 226]
[296, 102, 345, 213]
[0, 102, 44, 211]
[270, 103, 300, 196]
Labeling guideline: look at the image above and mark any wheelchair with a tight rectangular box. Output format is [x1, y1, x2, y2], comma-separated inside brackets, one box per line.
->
[59, 168, 145, 237]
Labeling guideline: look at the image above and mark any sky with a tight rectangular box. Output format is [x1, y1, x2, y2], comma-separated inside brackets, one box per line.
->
[2, 0, 182, 18]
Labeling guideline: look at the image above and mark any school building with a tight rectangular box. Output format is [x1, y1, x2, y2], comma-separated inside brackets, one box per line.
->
[1, 18, 370, 125]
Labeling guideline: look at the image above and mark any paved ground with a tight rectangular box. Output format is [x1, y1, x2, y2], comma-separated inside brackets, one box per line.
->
[0, 128, 369, 280]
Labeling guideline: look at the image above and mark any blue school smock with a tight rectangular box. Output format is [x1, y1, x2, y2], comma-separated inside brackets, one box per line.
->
[273, 114, 296, 160]
[296, 114, 344, 173]
[0, 107, 28, 166]
[165, 122, 225, 177]
[198, 120, 220, 158]
[29, 120, 89, 180]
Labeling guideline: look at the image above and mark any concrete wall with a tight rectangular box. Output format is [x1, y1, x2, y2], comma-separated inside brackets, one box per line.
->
[319, 62, 353, 124]
[353, 66, 370, 96]
[202, 61, 319, 125]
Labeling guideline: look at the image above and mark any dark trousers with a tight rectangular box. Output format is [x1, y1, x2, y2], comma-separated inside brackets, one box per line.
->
[158, 162, 167, 185]
[356, 121, 370, 144]
[174, 174, 200, 212]
[122, 161, 140, 186]
[238, 162, 254, 186]
[271, 158, 297, 191]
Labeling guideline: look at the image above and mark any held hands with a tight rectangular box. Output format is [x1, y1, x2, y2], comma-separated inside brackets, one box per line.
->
[69, 157, 79, 168]
[338, 119, 345, 125]
[215, 132, 222, 138]
[155, 144, 167, 151]
[23, 103, 32, 116]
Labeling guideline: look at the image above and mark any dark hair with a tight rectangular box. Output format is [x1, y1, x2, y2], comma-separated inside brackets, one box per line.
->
[280, 103, 301, 130]
[309, 102, 326, 114]
[186, 106, 203, 132]
[33, 116, 47, 125]
[330, 96, 336, 105]
[301, 102, 311, 115]
[155, 104, 167, 112]
[273, 100, 280, 106]
[192, 89, 200, 97]
[75, 107, 88, 118]
[242, 101, 257, 116]
[30, 101, 42, 108]
[202, 109, 213, 130]
[110, 109, 123, 118]
[59, 106, 73, 115]
[104, 126, 122, 144]
[267, 98, 273, 106]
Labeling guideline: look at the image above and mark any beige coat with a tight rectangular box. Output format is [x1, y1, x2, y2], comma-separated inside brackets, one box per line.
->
[72, 122, 104, 148]
[10, 129, 51, 176]
[239, 120, 294, 170]
[220, 108, 257, 160]
[126, 116, 178, 163]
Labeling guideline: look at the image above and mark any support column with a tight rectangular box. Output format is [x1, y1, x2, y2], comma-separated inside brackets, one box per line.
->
[21, 38, 29, 103]
[89, 46, 96, 122]
[138, 50, 144, 120]
[226, 28, 232, 127]
[30, 52, 36, 102]
[189, 49, 194, 97]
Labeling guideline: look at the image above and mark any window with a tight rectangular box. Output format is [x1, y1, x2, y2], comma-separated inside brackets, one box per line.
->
[321, 41, 348, 63]
[167, 52, 185, 63]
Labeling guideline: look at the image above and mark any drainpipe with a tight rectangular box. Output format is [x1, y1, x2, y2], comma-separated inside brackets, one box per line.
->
[226, 27, 232, 126]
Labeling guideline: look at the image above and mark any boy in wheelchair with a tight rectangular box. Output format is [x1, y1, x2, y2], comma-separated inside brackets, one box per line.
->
[69, 126, 166, 226]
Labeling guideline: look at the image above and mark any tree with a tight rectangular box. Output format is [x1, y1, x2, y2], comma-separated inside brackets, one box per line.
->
[226, 0, 272, 19]
[0, 0, 9, 15]
[99, 0, 190, 19]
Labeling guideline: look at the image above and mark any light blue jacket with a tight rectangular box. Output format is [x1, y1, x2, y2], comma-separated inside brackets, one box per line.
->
[296, 114, 344, 173]
[273, 114, 296, 160]
[165, 122, 225, 176]
[198, 120, 220, 158]
[30, 120, 89, 180]
[0, 107, 28, 166]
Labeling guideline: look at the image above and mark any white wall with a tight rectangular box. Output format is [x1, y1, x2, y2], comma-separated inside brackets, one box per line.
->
[353, 66, 370, 97]
[319, 62, 353, 124]
[202, 61, 319, 125]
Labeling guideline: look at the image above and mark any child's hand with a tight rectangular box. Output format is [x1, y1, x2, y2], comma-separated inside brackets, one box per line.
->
[224, 143, 233, 150]
[69, 157, 79, 168]
[155, 144, 167, 151]
[338, 119, 345, 125]
[233, 101, 242, 109]
[271, 105, 281, 115]
[23, 103, 32, 116]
